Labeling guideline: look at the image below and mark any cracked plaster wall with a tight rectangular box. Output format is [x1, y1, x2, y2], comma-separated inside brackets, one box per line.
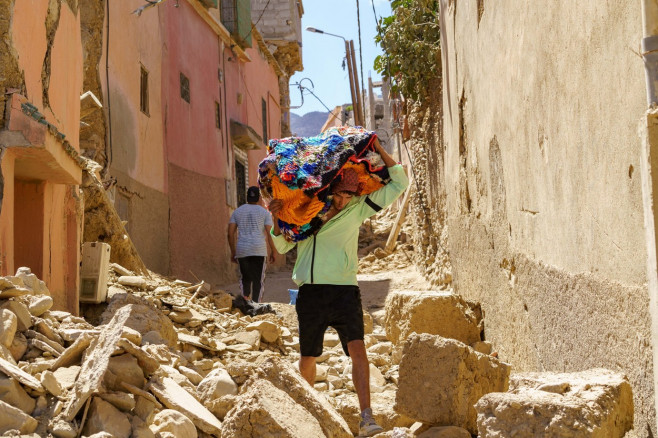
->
[411, 0, 654, 435]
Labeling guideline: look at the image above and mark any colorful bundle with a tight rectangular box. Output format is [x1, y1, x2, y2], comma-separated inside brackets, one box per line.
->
[258, 126, 391, 242]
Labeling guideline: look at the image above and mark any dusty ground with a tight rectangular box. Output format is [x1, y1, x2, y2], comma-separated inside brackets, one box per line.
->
[221, 263, 431, 311]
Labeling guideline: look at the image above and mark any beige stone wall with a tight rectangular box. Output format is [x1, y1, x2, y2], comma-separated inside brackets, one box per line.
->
[433, 0, 654, 435]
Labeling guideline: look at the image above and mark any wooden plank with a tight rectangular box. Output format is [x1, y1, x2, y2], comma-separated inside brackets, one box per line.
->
[385, 187, 413, 253]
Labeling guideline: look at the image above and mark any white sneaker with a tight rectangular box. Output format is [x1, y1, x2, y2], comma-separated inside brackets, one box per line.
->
[358, 408, 384, 437]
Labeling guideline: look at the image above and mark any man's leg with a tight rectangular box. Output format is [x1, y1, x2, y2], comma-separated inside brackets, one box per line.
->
[298, 356, 317, 385]
[347, 340, 370, 411]
[236, 257, 251, 299]
[251, 256, 266, 302]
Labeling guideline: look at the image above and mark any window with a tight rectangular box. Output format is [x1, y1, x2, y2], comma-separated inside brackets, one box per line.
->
[140, 65, 149, 115]
[261, 98, 268, 144]
[215, 101, 221, 129]
[235, 159, 246, 206]
[180, 73, 190, 103]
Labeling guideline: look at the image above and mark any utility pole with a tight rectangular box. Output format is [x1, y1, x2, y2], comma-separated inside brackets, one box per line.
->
[344, 40, 360, 126]
[349, 40, 364, 127]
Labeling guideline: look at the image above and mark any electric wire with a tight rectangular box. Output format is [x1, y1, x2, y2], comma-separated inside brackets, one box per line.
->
[242, 0, 272, 43]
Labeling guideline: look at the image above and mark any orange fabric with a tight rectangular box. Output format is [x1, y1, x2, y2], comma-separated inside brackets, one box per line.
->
[342, 161, 386, 195]
[270, 173, 326, 225]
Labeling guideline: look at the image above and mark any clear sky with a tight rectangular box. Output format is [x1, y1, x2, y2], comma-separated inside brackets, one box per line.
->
[289, 0, 392, 116]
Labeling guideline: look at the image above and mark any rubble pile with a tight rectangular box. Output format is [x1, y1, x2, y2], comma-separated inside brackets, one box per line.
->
[0, 264, 636, 438]
[357, 207, 415, 275]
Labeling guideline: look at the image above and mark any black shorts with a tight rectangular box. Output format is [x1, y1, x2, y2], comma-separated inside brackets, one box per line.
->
[296, 284, 364, 357]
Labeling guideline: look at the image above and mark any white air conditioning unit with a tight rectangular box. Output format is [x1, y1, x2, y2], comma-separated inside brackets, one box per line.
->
[79, 242, 111, 303]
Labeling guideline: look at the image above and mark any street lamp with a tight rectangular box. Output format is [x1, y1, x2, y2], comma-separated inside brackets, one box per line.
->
[305, 27, 364, 127]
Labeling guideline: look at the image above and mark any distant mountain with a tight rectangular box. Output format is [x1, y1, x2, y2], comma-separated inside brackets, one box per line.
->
[290, 111, 329, 137]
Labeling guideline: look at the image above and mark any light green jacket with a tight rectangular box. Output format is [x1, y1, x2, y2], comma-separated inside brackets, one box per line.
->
[271, 164, 409, 286]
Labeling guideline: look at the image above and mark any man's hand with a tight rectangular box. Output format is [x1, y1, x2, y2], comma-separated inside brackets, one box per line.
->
[268, 199, 284, 218]
[230, 252, 238, 264]
[268, 251, 275, 264]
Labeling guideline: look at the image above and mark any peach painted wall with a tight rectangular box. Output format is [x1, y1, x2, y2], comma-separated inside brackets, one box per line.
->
[243, 45, 281, 186]
[0, 152, 16, 277]
[12, 1, 82, 150]
[163, 0, 226, 179]
[105, 0, 166, 193]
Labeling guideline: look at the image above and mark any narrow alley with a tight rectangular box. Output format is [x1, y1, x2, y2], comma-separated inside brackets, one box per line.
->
[0, 0, 656, 437]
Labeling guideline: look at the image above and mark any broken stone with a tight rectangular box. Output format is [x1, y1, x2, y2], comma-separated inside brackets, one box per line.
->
[25, 330, 65, 354]
[471, 341, 493, 355]
[334, 390, 414, 435]
[364, 311, 374, 334]
[53, 366, 80, 390]
[0, 356, 44, 392]
[370, 363, 387, 388]
[102, 299, 178, 347]
[130, 415, 155, 438]
[63, 305, 138, 420]
[475, 369, 634, 438]
[99, 391, 136, 412]
[384, 291, 483, 346]
[0, 374, 36, 414]
[27, 296, 53, 316]
[50, 332, 93, 371]
[0, 301, 32, 332]
[222, 379, 325, 437]
[245, 320, 280, 343]
[168, 308, 193, 324]
[121, 326, 142, 345]
[8, 332, 27, 361]
[40, 370, 63, 397]
[0, 398, 38, 434]
[0, 309, 17, 348]
[418, 426, 471, 438]
[178, 366, 203, 385]
[324, 332, 341, 347]
[111, 263, 134, 277]
[35, 319, 63, 344]
[116, 338, 159, 376]
[234, 330, 260, 349]
[197, 367, 238, 402]
[49, 419, 78, 438]
[106, 353, 146, 391]
[395, 334, 510, 434]
[212, 291, 233, 310]
[15, 268, 49, 296]
[117, 276, 147, 288]
[148, 376, 222, 436]
[0, 286, 30, 298]
[31, 339, 62, 357]
[149, 409, 197, 438]
[255, 356, 352, 437]
[81, 397, 132, 438]
[178, 332, 223, 352]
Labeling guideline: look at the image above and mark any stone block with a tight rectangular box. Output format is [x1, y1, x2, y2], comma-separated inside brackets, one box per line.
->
[0, 300, 33, 332]
[81, 397, 132, 438]
[27, 295, 53, 316]
[475, 369, 634, 438]
[53, 366, 80, 390]
[333, 390, 415, 435]
[418, 426, 471, 437]
[106, 353, 146, 391]
[40, 370, 63, 396]
[384, 291, 482, 346]
[117, 276, 147, 288]
[0, 374, 35, 414]
[149, 409, 197, 438]
[395, 333, 510, 433]
[255, 356, 353, 437]
[222, 379, 325, 437]
[0, 309, 17, 348]
[246, 320, 280, 343]
[99, 391, 136, 412]
[8, 332, 27, 361]
[197, 367, 238, 402]
[0, 398, 37, 434]
[148, 376, 222, 436]
[234, 330, 260, 349]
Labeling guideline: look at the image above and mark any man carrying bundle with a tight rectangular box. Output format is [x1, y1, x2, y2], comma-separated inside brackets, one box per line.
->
[268, 138, 408, 437]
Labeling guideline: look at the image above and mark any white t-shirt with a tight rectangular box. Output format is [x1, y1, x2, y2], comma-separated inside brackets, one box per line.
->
[229, 204, 273, 258]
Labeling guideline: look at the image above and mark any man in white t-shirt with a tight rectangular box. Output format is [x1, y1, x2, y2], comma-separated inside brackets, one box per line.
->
[228, 186, 276, 302]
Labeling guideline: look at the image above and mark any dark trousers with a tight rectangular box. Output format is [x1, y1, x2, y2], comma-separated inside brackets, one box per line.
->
[237, 256, 266, 302]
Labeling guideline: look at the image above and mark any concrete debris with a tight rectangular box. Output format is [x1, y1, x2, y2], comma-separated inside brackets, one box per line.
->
[395, 333, 510, 434]
[384, 291, 483, 346]
[222, 378, 326, 437]
[475, 369, 634, 438]
[0, 265, 634, 438]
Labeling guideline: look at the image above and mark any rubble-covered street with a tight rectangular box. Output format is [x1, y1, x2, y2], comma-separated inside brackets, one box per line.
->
[0, 207, 636, 437]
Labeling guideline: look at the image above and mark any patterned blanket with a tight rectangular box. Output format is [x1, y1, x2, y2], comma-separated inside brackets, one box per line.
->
[258, 126, 391, 242]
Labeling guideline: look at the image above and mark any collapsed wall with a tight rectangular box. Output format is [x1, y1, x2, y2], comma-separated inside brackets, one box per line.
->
[409, 0, 654, 435]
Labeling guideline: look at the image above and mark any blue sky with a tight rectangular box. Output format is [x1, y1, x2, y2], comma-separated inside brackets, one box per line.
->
[290, 0, 392, 116]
